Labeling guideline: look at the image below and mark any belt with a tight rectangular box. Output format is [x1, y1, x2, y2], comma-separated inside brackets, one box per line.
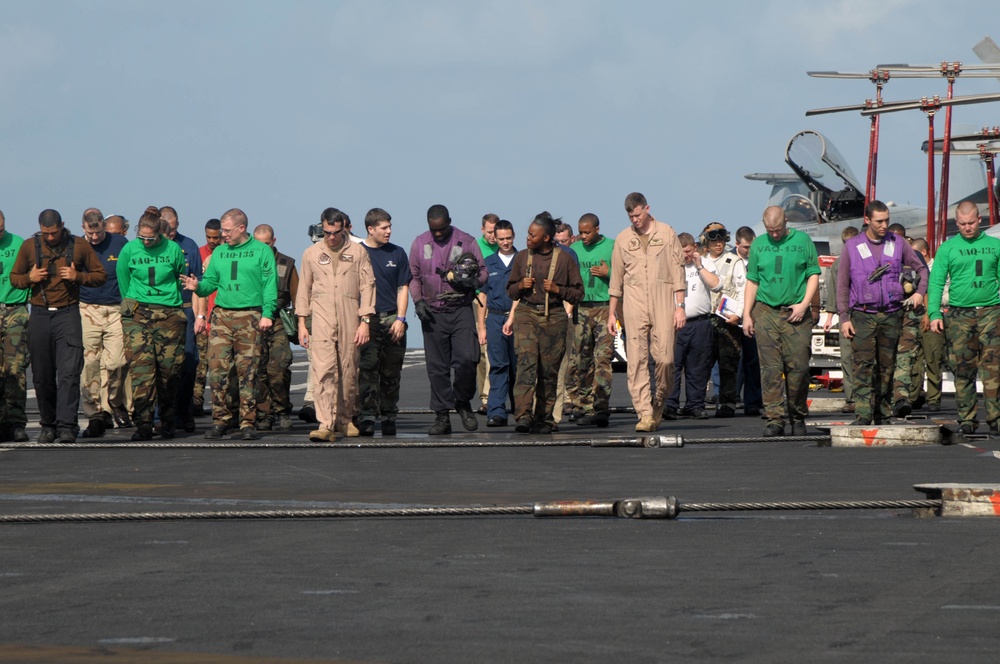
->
[853, 305, 896, 314]
[182, 302, 193, 309]
[522, 302, 565, 313]
[38, 303, 79, 312]
[759, 302, 795, 311]
[686, 313, 712, 322]
[376, 309, 398, 317]
[217, 306, 263, 313]
[950, 305, 999, 313]
[0, 302, 26, 311]
[138, 302, 180, 310]
[578, 301, 608, 308]
[488, 308, 510, 316]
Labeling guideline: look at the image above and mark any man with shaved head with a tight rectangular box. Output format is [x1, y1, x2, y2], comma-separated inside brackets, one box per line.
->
[252, 223, 298, 432]
[928, 201, 1000, 437]
[10, 209, 107, 444]
[104, 215, 129, 236]
[742, 205, 820, 437]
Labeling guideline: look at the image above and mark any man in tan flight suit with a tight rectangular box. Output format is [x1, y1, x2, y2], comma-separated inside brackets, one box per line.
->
[297, 209, 376, 442]
[607, 192, 686, 432]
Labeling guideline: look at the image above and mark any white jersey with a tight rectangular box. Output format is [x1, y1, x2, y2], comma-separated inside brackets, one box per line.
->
[683, 255, 719, 317]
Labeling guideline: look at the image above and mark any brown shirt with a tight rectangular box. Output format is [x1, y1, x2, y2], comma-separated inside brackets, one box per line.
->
[9, 233, 107, 308]
[506, 247, 583, 306]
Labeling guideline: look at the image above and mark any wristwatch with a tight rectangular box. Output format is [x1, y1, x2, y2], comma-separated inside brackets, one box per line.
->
[196, 315, 206, 320]
[360, 316, 371, 324]
[676, 302, 686, 309]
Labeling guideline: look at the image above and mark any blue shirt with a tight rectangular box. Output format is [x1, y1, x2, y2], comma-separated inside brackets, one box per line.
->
[173, 232, 203, 304]
[80, 232, 128, 305]
[484, 250, 517, 313]
[362, 241, 412, 313]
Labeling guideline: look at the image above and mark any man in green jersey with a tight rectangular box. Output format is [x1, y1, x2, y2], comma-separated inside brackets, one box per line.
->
[743, 206, 820, 437]
[182, 208, 278, 441]
[927, 201, 1000, 435]
[566, 213, 614, 427]
[0, 210, 31, 443]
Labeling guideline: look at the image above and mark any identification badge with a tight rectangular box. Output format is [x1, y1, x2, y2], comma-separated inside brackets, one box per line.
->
[340, 253, 354, 262]
[856, 243, 873, 260]
[884, 240, 895, 258]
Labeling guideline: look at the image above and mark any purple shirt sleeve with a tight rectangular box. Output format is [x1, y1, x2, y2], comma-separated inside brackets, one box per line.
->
[836, 247, 853, 321]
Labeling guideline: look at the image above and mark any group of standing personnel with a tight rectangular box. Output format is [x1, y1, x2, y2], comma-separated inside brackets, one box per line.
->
[1, 197, 994, 442]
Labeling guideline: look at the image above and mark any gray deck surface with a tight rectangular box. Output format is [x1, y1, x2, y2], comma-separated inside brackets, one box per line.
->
[2, 350, 999, 663]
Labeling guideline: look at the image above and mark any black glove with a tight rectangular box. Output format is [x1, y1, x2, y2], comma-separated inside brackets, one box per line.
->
[415, 300, 434, 322]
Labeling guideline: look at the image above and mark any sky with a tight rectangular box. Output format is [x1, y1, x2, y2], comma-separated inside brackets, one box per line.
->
[3, 0, 999, 273]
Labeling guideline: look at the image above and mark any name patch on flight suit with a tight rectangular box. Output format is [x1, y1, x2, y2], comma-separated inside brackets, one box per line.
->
[649, 238, 663, 247]
[318, 253, 332, 265]
[340, 254, 354, 262]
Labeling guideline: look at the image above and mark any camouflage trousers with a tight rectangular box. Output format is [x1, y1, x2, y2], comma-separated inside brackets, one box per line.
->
[943, 306, 1000, 426]
[566, 304, 613, 416]
[255, 325, 293, 422]
[79, 302, 127, 418]
[0, 304, 30, 428]
[209, 308, 263, 430]
[753, 303, 813, 427]
[122, 303, 187, 428]
[513, 306, 568, 426]
[916, 326, 946, 406]
[850, 309, 902, 423]
[193, 327, 209, 408]
[357, 312, 407, 423]
[713, 317, 742, 410]
[838, 328, 854, 404]
[892, 309, 922, 403]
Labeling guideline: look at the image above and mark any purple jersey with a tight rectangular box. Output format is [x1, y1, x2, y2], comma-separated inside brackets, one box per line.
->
[408, 227, 487, 311]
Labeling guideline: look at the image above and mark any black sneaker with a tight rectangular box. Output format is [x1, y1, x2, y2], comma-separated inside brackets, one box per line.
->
[912, 395, 927, 410]
[256, 418, 273, 431]
[240, 427, 258, 441]
[892, 399, 912, 418]
[745, 408, 762, 417]
[298, 405, 318, 424]
[687, 408, 710, 420]
[160, 422, 176, 439]
[486, 416, 508, 427]
[928, 403, 941, 412]
[358, 420, 376, 437]
[276, 414, 293, 431]
[55, 427, 77, 444]
[381, 420, 397, 436]
[132, 425, 154, 441]
[37, 428, 56, 444]
[960, 422, 976, 435]
[12, 427, 28, 443]
[515, 417, 532, 433]
[81, 418, 106, 439]
[101, 411, 115, 429]
[204, 424, 229, 440]
[716, 405, 736, 418]
[428, 413, 452, 435]
[457, 407, 479, 432]
[662, 406, 678, 421]
[178, 416, 196, 433]
[762, 423, 784, 437]
[531, 422, 554, 434]
[791, 421, 807, 436]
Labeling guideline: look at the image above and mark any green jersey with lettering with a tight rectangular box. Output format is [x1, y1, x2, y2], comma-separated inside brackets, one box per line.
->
[575, 236, 613, 302]
[196, 236, 278, 318]
[117, 236, 186, 306]
[747, 227, 820, 307]
[927, 231, 1000, 320]
[0, 233, 30, 305]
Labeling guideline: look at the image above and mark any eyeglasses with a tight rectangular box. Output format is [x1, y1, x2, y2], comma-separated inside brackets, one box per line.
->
[220, 227, 236, 235]
[323, 230, 341, 237]
[138, 234, 159, 242]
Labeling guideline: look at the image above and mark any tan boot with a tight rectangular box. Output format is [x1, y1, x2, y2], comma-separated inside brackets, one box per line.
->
[635, 416, 657, 433]
[309, 428, 335, 442]
[651, 401, 664, 430]
[335, 421, 360, 438]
